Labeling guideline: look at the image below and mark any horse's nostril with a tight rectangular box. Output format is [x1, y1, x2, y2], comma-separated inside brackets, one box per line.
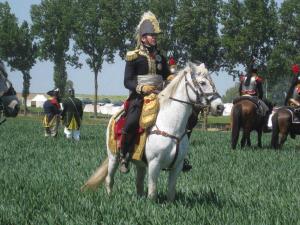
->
[217, 105, 224, 111]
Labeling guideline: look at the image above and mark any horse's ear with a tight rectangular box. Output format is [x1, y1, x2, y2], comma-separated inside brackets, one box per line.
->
[192, 60, 202, 65]
[188, 62, 196, 73]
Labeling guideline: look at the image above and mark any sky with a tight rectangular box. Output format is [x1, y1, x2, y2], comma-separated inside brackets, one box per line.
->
[1, 0, 284, 96]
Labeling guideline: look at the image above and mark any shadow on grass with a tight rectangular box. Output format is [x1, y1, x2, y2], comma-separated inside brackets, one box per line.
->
[156, 188, 224, 209]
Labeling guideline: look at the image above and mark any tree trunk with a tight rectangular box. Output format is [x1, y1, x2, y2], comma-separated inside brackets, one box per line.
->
[94, 70, 98, 118]
[54, 55, 67, 97]
[22, 70, 31, 116]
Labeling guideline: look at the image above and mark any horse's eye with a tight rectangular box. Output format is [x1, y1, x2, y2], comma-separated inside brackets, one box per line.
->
[200, 81, 206, 86]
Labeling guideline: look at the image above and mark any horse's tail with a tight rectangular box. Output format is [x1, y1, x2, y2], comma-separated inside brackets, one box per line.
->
[271, 112, 279, 149]
[80, 157, 109, 192]
[231, 104, 242, 149]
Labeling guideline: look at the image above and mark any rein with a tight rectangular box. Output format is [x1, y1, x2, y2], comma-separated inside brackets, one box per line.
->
[169, 70, 220, 112]
[149, 125, 187, 170]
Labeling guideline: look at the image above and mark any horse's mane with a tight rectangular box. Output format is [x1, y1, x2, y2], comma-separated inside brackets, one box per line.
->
[158, 67, 187, 107]
[158, 62, 209, 108]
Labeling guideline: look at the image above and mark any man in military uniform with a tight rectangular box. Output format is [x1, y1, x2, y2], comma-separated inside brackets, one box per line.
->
[239, 64, 263, 99]
[43, 88, 61, 137]
[285, 64, 300, 106]
[61, 88, 83, 141]
[119, 11, 173, 173]
[239, 62, 270, 130]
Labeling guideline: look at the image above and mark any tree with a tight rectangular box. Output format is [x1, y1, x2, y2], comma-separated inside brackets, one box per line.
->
[222, 83, 239, 103]
[73, 0, 124, 117]
[7, 21, 37, 115]
[267, 0, 300, 86]
[31, 0, 76, 96]
[220, 0, 279, 78]
[116, 0, 147, 58]
[0, 3, 37, 115]
[0, 2, 19, 63]
[173, 0, 221, 69]
[65, 80, 73, 93]
[147, 0, 178, 58]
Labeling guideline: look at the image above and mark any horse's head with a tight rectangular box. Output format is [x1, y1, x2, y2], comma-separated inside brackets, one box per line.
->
[186, 62, 224, 116]
[0, 76, 20, 118]
[1, 95, 20, 118]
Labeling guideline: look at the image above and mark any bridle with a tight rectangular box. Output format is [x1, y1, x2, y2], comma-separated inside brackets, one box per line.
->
[150, 69, 221, 170]
[169, 70, 220, 109]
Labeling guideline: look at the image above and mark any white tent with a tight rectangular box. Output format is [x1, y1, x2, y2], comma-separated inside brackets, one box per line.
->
[100, 104, 123, 115]
[29, 94, 47, 108]
[83, 104, 101, 113]
[222, 103, 233, 116]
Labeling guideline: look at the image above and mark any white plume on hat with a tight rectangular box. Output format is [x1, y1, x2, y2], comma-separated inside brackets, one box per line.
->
[135, 11, 161, 48]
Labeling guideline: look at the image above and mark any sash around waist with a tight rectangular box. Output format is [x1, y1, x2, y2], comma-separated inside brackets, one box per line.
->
[137, 74, 163, 90]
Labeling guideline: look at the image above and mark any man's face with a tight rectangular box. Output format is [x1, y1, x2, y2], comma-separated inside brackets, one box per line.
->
[141, 34, 157, 46]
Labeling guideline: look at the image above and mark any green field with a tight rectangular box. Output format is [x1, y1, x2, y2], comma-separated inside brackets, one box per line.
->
[0, 118, 299, 225]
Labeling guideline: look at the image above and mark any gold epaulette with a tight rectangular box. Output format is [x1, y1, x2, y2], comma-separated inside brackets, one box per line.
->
[125, 50, 139, 61]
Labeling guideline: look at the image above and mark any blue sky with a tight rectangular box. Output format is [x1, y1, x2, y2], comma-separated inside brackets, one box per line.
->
[1, 0, 283, 96]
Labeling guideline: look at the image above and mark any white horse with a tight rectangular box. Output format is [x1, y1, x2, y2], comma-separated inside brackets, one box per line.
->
[82, 62, 224, 201]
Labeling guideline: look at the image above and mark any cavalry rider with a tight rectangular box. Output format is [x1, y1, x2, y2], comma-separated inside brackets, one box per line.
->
[239, 62, 270, 130]
[119, 11, 173, 173]
[239, 63, 263, 99]
[285, 64, 300, 106]
[43, 88, 61, 137]
[61, 88, 83, 141]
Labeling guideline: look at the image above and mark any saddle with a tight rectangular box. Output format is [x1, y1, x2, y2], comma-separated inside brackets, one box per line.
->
[233, 96, 267, 117]
[108, 94, 160, 161]
[280, 105, 300, 124]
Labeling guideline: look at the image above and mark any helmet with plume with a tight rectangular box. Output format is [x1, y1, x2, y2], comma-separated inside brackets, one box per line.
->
[135, 11, 161, 48]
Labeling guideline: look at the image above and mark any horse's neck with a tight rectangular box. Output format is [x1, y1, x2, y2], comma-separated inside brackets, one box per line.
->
[155, 84, 192, 136]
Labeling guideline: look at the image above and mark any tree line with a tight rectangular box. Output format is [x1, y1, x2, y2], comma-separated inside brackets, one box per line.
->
[0, 0, 299, 115]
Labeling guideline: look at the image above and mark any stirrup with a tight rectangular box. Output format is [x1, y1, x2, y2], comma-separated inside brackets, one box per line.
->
[182, 159, 192, 172]
[119, 158, 129, 174]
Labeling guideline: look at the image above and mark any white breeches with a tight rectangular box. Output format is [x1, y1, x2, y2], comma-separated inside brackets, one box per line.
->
[64, 127, 80, 140]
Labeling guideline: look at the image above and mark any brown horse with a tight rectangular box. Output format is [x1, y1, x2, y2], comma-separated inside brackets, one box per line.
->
[231, 98, 272, 149]
[271, 107, 300, 149]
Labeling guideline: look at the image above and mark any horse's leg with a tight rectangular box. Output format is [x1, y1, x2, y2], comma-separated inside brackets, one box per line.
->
[246, 135, 251, 147]
[147, 159, 161, 201]
[105, 153, 119, 195]
[278, 132, 288, 148]
[271, 114, 279, 149]
[257, 129, 262, 148]
[167, 161, 183, 202]
[135, 165, 146, 197]
[231, 105, 241, 149]
[278, 115, 290, 149]
[241, 131, 246, 148]
[231, 125, 240, 149]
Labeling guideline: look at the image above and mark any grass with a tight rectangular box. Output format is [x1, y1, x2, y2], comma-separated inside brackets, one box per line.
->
[0, 118, 299, 224]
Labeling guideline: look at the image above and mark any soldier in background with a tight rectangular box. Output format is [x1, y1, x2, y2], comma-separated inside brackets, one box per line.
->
[285, 64, 300, 106]
[61, 88, 83, 141]
[43, 88, 61, 137]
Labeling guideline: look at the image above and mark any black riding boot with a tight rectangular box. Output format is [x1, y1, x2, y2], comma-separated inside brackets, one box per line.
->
[119, 131, 134, 174]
